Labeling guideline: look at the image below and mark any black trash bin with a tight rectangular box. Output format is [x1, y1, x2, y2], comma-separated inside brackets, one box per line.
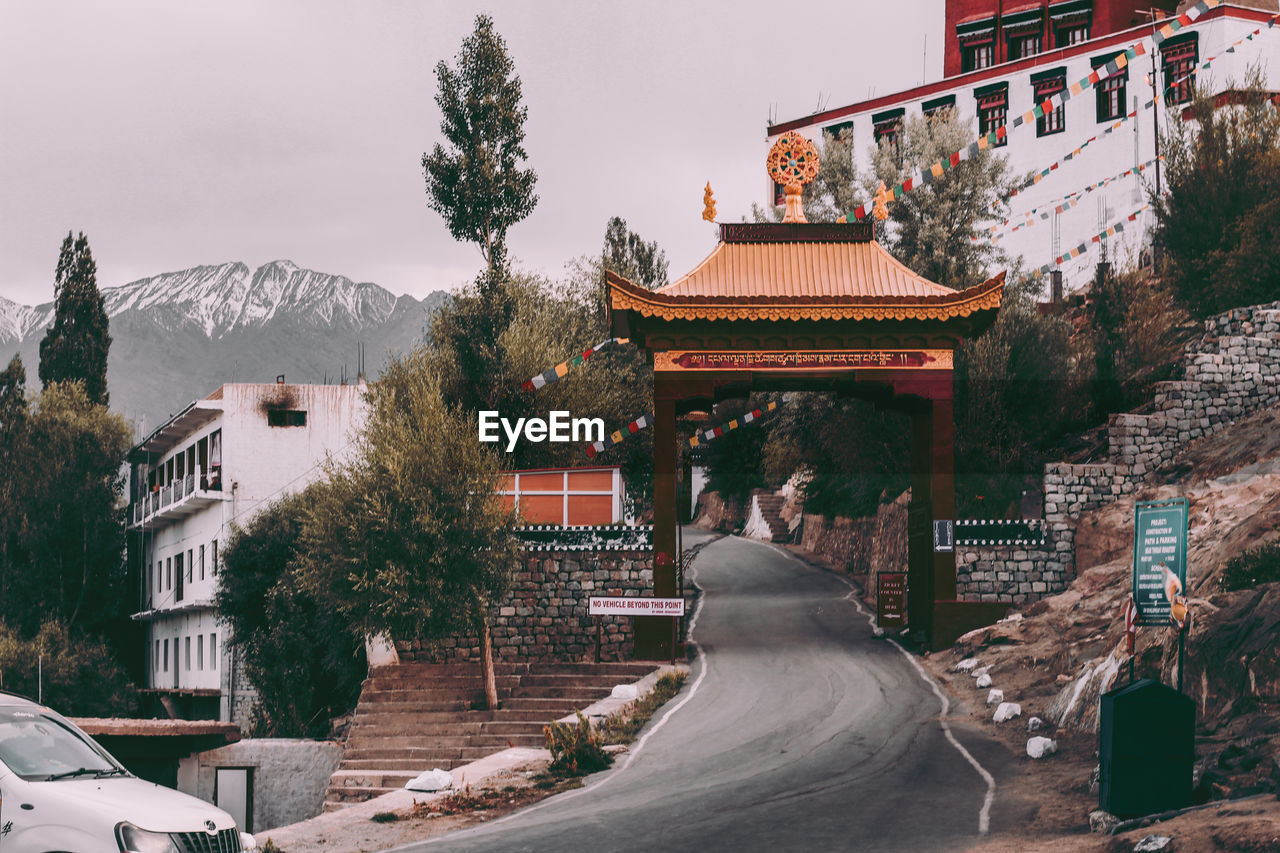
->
[1099, 678, 1195, 817]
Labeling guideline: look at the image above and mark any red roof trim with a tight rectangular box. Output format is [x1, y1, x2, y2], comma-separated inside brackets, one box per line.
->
[509, 465, 621, 474]
[767, 5, 1257, 136]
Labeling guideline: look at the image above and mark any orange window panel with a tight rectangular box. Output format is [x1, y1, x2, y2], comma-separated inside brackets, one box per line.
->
[567, 470, 613, 491]
[519, 472, 564, 491]
[519, 494, 564, 525]
[567, 495, 615, 526]
[498, 473, 517, 493]
[498, 494, 516, 512]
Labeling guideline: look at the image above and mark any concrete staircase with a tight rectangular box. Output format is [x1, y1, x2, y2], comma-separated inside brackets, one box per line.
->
[323, 660, 657, 809]
[743, 490, 790, 542]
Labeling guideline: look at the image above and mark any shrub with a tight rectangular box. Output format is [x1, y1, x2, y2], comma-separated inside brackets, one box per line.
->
[0, 619, 136, 716]
[598, 671, 687, 745]
[1219, 540, 1280, 592]
[543, 711, 612, 777]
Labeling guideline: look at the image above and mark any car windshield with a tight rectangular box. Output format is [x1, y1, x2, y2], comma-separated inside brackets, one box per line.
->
[0, 706, 123, 780]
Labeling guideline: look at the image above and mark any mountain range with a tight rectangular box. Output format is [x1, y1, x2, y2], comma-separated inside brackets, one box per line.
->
[0, 260, 448, 434]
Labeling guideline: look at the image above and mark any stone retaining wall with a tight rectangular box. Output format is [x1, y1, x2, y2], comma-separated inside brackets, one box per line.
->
[399, 550, 661, 663]
[956, 301, 1280, 604]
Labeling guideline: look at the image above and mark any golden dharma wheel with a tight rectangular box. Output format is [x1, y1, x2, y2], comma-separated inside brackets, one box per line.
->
[767, 131, 820, 191]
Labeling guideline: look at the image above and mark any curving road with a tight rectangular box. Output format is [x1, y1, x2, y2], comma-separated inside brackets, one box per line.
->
[402, 533, 1028, 853]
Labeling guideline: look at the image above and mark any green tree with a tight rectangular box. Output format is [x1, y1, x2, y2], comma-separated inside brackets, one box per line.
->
[422, 13, 537, 286]
[39, 232, 111, 407]
[295, 351, 520, 710]
[604, 217, 669, 289]
[0, 619, 136, 715]
[0, 356, 29, 612]
[1153, 71, 1280, 317]
[1, 382, 133, 639]
[751, 128, 862, 224]
[870, 109, 1014, 289]
[216, 490, 366, 738]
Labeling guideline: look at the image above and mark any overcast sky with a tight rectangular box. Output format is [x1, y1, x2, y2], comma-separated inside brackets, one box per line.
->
[0, 1, 943, 305]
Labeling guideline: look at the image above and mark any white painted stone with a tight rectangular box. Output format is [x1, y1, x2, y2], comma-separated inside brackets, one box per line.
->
[405, 768, 453, 792]
[1027, 716, 1045, 732]
[365, 633, 400, 668]
[1026, 736, 1058, 759]
[610, 683, 640, 701]
[972, 665, 992, 678]
[993, 702, 1022, 723]
[975, 673, 992, 688]
[1134, 835, 1173, 852]
[953, 658, 979, 672]
[986, 688, 1004, 705]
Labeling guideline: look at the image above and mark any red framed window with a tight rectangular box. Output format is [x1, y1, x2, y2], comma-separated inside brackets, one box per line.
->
[975, 85, 1008, 145]
[963, 40, 995, 72]
[1008, 32, 1042, 60]
[1033, 72, 1067, 137]
[872, 109, 904, 159]
[1162, 37, 1198, 106]
[1092, 55, 1127, 122]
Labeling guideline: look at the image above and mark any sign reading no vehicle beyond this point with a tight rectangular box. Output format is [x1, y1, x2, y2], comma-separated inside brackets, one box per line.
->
[1132, 498, 1189, 626]
[588, 597, 685, 617]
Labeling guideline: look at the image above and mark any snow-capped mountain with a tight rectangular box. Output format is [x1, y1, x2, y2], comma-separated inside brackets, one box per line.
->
[0, 261, 448, 431]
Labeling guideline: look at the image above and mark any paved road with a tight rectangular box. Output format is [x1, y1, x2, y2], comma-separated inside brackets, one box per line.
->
[405, 533, 1025, 853]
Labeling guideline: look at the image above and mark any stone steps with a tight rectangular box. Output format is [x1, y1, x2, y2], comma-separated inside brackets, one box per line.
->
[323, 660, 657, 809]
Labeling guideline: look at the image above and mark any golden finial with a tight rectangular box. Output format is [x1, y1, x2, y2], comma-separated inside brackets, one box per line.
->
[767, 131, 819, 223]
[872, 181, 892, 222]
[702, 182, 717, 222]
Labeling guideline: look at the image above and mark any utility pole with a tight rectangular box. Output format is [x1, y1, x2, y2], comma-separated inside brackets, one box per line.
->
[1138, 8, 1164, 269]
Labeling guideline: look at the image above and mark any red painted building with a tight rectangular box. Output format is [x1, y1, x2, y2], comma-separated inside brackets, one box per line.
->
[944, 0, 1179, 76]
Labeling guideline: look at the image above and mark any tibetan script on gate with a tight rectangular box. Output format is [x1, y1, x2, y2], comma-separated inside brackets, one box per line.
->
[653, 349, 954, 372]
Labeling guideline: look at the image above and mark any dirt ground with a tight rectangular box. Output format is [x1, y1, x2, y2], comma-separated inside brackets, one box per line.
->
[262, 756, 586, 853]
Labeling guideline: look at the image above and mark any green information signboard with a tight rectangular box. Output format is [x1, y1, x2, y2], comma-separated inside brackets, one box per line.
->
[1132, 498, 1189, 626]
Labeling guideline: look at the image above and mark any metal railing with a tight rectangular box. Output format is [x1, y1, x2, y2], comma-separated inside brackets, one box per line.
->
[128, 467, 221, 526]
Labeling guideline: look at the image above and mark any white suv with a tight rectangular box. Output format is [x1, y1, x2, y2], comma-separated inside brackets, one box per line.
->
[0, 691, 255, 853]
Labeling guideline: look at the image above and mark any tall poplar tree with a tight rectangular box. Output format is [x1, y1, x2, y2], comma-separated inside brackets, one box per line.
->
[422, 13, 537, 289]
[39, 232, 112, 406]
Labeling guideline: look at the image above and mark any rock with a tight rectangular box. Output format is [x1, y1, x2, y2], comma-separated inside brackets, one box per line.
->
[993, 702, 1022, 723]
[997, 612, 1024, 623]
[404, 768, 453, 792]
[954, 658, 980, 672]
[987, 688, 1005, 705]
[1134, 835, 1173, 852]
[1027, 736, 1058, 759]
[610, 683, 640, 701]
[1089, 763, 1101, 793]
[972, 665, 993, 678]
[1089, 809, 1120, 834]
[976, 673, 992, 688]
[1027, 716, 1045, 732]
[602, 743, 629, 755]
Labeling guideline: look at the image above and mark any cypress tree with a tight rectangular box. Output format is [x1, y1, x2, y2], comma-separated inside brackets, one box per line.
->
[39, 231, 111, 407]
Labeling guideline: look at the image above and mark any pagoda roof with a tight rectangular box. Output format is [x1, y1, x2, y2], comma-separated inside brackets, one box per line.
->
[609, 223, 1004, 324]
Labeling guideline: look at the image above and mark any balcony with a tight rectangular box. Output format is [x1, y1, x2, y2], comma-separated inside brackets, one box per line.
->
[128, 468, 230, 529]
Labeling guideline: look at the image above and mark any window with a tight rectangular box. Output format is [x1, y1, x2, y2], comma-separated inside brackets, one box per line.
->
[210, 633, 218, 669]
[198, 635, 204, 670]
[975, 83, 1009, 145]
[155, 640, 160, 672]
[212, 540, 218, 575]
[200, 545, 206, 581]
[185, 636, 191, 671]
[872, 109, 904, 159]
[962, 41, 995, 72]
[1008, 33, 1041, 60]
[175, 553, 184, 602]
[1033, 70, 1067, 137]
[772, 181, 785, 206]
[1093, 54, 1128, 122]
[1050, 1, 1091, 46]
[822, 121, 853, 142]
[187, 549, 193, 583]
[166, 557, 172, 591]
[1162, 35, 1198, 106]
[163, 639, 169, 672]
[922, 95, 956, 122]
[267, 409, 307, 427]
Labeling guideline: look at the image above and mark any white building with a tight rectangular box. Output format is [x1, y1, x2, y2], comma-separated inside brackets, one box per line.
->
[767, 1, 1280, 293]
[127, 382, 368, 723]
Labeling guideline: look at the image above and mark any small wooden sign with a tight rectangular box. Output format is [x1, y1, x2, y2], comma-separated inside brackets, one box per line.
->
[877, 572, 907, 627]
